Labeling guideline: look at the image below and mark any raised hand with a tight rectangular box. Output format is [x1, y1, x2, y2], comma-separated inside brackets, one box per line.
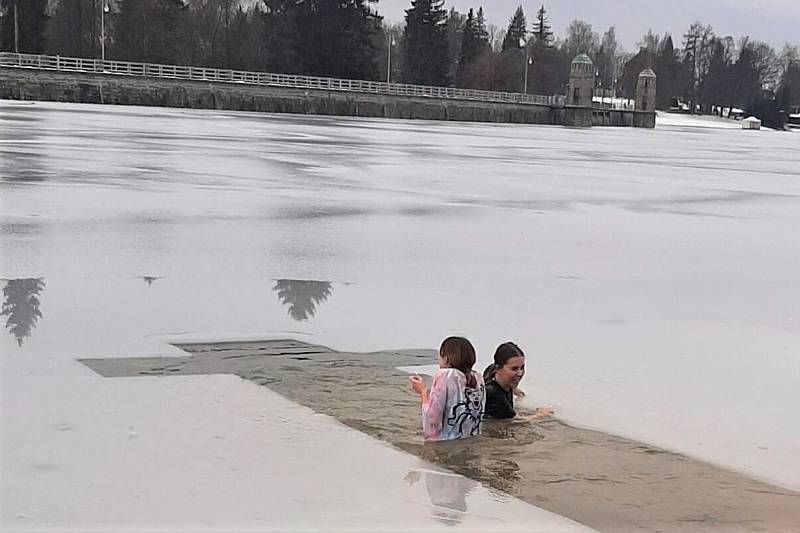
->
[409, 374, 427, 395]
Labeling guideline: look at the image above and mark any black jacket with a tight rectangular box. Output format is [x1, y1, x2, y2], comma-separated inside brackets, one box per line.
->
[484, 378, 516, 419]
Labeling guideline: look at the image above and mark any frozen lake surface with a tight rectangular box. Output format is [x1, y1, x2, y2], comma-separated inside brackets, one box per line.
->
[1, 100, 799, 527]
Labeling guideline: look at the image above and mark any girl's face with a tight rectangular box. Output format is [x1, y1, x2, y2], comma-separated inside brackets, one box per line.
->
[496, 355, 525, 387]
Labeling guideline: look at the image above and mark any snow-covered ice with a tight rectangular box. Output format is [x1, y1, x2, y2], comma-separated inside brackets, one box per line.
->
[1, 100, 799, 528]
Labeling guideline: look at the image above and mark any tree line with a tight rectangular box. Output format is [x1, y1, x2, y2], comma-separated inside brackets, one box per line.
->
[1, 0, 798, 126]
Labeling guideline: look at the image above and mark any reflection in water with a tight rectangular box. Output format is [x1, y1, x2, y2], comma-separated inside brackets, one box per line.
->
[1, 278, 46, 347]
[86, 340, 800, 531]
[406, 465, 477, 525]
[412, 431, 527, 497]
[272, 279, 333, 321]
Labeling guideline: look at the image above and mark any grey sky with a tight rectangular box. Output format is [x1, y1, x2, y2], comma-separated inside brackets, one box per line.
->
[375, 0, 799, 52]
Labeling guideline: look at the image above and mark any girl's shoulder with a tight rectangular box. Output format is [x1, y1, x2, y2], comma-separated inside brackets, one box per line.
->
[433, 368, 484, 387]
[433, 368, 461, 380]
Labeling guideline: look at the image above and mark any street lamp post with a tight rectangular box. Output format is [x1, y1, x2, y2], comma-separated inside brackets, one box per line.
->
[526, 56, 533, 95]
[595, 69, 600, 107]
[100, 1, 110, 61]
[386, 33, 396, 84]
[521, 37, 530, 94]
[599, 80, 604, 107]
[13, 2, 19, 54]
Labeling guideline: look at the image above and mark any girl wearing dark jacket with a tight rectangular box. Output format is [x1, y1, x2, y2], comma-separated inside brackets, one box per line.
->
[483, 342, 553, 420]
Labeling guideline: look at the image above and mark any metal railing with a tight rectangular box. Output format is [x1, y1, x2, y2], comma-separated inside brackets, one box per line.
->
[592, 99, 636, 111]
[0, 52, 566, 107]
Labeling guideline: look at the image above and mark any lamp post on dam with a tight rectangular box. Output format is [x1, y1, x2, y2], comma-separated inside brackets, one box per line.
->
[100, 1, 110, 61]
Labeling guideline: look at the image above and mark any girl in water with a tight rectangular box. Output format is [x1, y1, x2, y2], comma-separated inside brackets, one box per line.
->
[409, 336, 486, 441]
[483, 342, 553, 419]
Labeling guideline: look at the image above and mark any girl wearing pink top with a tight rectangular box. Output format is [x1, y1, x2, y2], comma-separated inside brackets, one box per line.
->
[409, 337, 486, 441]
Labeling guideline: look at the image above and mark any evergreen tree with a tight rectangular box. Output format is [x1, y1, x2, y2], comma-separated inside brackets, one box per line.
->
[501, 5, 526, 52]
[529, 43, 569, 95]
[455, 8, 492, 91]
[747, 94, 784, 129]
[293, 0, 382, 80]
[2, 278, 45, 347]
[459, 9, 480, 72]
[0, 0, 48, 53]
[444, 7, 465, 82]
[113, 0, 190, 64]
[261, 0, 382, 79]
[700, 37, 734, 112]
[654, 35, 680, 109]
[261, 0, 301, 73]
[214, 6, 263, 71]
[531, 5, 552, 46]
[475, 7, 489, 53]
[403, 0, 449, 86]
[189, 0, 263, 70]
[45, 0, 100, 58]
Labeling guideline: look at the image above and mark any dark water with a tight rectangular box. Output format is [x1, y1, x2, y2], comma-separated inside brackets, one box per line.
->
[81, 339, 800, 532]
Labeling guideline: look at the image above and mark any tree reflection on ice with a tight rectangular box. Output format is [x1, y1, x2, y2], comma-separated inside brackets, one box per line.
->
[1, 278, 46, 347]
[272, 279, 333, 321]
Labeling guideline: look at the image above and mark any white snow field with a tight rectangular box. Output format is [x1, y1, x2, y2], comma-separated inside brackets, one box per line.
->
[1, 100, 799, 530]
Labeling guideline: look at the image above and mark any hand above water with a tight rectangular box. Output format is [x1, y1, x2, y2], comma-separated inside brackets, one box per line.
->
[533, 406, 555, 418]
[409, 374, 428, 397]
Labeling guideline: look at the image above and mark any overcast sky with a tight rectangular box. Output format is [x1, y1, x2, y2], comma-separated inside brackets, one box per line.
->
[376, 0, 799, 52]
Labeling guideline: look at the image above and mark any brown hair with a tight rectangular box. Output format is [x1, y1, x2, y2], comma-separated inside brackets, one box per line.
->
[483, 342, 525, 380]
[440, 336, 477, 388]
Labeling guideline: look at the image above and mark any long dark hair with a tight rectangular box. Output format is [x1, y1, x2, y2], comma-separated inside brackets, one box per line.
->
[440, 336, 477, 388]
[483, 342, 525, 380]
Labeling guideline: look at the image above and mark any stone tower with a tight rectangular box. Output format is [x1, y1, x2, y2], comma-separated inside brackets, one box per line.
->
[634, 68, 657, 128]
[564, 53, 595, 128]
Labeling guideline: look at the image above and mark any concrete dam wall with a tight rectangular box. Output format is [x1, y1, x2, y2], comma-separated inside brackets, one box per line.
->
[0, 68, 561, 125]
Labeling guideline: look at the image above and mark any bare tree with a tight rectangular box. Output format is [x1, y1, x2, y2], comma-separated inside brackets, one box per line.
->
[595, 26, 618, 90]
[778, 44, 799, 77]
[749, 40, 779, 90]
[681, 21, 715, 112]
[637, 29, 661, 53]
[377, 21, 404, 83]
[487, 24, 504, 53]
[563, 19, 598, 59]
